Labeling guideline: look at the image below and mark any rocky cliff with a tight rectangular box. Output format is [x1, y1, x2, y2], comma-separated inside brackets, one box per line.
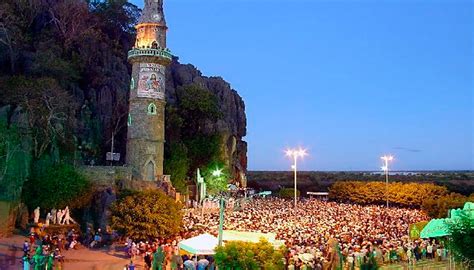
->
[166, 58, 247, 185]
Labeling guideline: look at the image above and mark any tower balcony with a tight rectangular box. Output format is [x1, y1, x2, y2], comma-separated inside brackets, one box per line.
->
[128, 47, 173, 63]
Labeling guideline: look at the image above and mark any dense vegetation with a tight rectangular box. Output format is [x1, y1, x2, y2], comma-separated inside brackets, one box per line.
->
[0, 0, 231, 200]
[164, 83, 228, 193]
[110, 190, 183, 240]
[248, 171, 474, 196]
[447, 212, 474, 268]
[214, 239, 286, 270]
[0, 0, 139, 212]
[22, 160, 91, 210]
[278, 188, 300, 199]
[328, 181, 473, 218]
[0, 119, 30, 202]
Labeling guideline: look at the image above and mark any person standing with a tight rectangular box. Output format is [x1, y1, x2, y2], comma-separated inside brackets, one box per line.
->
[23, 240, 30, 256]
[170, 248, 183, 270]
[128, 260, 136, 270]
[427, 243, 433, 259]
[145, 250, 153, 270]
[22, 254, 31, 270]
[153, 245, 165, 270]
[29, 233, 36, 247]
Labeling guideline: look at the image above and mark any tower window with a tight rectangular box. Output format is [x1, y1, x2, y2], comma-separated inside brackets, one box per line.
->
[148, 103, 157, 115]
[130, 77, 135, 90]
[151, 41, 158, 49]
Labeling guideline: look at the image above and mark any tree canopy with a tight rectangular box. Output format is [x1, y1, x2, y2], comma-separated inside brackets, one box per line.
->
[22, 160, 91, 210]
[329, 181, 473, 218]
[164, 84, 229, 192]
[214, 239, 286, 270]
[0, 119, 30, 202]
[111, 190, 183, 240]
[447, 212, 474, 268]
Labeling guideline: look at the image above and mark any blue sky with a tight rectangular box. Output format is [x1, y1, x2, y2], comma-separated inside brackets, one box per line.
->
[131, 0, 473, 171]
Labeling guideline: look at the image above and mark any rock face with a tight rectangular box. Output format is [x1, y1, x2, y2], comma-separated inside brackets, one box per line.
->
[166, 57, 248, 185]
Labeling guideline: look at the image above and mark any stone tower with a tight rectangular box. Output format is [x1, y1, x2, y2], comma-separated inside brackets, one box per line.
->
[127, 0, 172, 181]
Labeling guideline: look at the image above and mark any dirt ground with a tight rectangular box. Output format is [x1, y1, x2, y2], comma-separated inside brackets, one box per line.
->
[0, 234, 456, 270]
[0, 234, 145, 270]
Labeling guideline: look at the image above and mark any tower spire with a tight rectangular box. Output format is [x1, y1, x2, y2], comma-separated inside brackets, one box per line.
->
[126, 0, 172, 183]
[139, 0, 166, 25]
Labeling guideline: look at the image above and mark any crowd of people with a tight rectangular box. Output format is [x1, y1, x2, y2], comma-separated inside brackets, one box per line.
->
[123, 238, 216, 270]
[20, 197, 445, 269]
[181, 197, 445, 269]
[20, 225, 114, 269]
[20, 229, 75, 269]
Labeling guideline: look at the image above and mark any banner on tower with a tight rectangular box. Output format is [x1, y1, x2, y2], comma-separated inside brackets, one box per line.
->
[137, 63, 165, 99]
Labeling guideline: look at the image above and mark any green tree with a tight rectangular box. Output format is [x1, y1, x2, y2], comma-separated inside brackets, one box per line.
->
[202, 160, 230, 194]
[176, 84, 221, 137]
[447, 212, 474, 268]
[422, 193, 470, 218]
[22, 161, 91, 210]
[278, 188, 300, 199]
[328, 181, 452, 212]
[185, 134, 224, 178]
[111, 190, 183, 240]
[0, 76, 77, 160]
[164, 142, 190, 193]
[214, 239, 286, 270]
[0, 119, 30, 202]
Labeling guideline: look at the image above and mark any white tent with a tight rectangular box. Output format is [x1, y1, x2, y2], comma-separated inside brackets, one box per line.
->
[178, 233, 218, 255]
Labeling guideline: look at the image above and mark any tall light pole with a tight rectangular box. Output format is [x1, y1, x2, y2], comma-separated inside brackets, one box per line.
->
[286, 148, 307, 208]
[212, 168, 225, 247]
[381, 155, 394, 208]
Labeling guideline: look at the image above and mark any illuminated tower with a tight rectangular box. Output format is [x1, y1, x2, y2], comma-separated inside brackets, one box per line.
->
[127, 0, 172, 181]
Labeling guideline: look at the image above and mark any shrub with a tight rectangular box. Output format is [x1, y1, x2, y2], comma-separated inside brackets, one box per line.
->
[110, 190, 182, 240]
[447, 212, 474, 268]
[278, 188, 300, 199]
[214, 239, 286, 270]
[22, 162, 91, 210]
[164, 142, 190, 193]
[422, 193, 471, 218]
[202, 161, 230, 195]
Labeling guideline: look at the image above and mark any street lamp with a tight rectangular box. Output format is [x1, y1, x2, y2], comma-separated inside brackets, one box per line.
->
[212, 168, 226, 247]
[285, 148, 307, 208]
[212, 168, 223, 177]
[380, 155, 394, 208]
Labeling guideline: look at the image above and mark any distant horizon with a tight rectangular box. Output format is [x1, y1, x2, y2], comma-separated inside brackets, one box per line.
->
[247, 170, 474, 173]
[130, 0, 474, 171]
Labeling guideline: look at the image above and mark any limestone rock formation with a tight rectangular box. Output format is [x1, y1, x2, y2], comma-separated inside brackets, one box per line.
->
[166, 57, 247, 185]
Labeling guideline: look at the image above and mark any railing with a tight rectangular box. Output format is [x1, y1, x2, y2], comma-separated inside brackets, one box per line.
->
[127, 48, 173, 60]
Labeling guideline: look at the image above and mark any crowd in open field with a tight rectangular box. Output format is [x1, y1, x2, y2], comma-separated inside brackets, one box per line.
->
[182, 198, 449, 269]
[17, 197, 452, 270]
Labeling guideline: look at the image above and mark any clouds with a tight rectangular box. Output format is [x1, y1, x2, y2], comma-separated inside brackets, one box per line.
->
[393, 147, 422, 153]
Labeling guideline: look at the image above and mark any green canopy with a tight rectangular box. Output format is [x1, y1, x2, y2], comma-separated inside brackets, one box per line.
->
[420, 202, 474, 238]
[464, 202, 474, 210]
[420, 218, 450, 238]
[450, 201, 474, 220]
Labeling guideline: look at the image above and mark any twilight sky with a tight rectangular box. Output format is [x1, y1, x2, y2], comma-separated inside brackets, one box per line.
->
[131, 0, 473, 171]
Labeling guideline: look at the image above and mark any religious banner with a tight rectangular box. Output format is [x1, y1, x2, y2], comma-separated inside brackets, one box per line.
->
[409, 221, 428, 239]
[137, 63, 165, 99]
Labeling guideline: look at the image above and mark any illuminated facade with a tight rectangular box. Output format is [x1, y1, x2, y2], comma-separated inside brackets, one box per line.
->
[127, 0, 172, 181]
